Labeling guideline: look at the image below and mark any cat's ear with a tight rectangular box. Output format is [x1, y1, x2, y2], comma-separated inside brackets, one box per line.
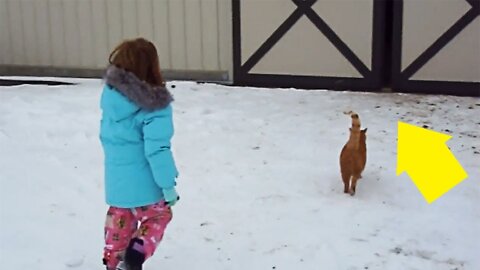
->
[361, 128, 367, 133]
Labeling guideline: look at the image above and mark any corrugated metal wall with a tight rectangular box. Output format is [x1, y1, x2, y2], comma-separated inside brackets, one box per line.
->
[0, 0, 232, 79]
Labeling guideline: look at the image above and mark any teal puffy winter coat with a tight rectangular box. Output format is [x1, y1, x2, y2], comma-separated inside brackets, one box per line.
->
[100, 65, 178, 208]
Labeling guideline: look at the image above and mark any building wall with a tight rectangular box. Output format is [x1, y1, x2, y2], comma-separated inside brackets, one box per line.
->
[0, 0, 478, 95]
[0, 0, 233, 80]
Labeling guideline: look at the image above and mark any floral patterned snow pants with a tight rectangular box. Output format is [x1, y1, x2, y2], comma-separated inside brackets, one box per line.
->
[103, 201, 172, 269]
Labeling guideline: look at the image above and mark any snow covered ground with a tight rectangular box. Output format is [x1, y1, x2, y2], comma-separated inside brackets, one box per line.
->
[0, 77, 479, 270]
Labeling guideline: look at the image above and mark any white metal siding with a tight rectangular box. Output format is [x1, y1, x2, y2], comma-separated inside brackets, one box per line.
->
[0, 0, 232, 76]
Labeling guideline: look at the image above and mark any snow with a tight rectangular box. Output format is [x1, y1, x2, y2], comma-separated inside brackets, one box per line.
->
[0, 78, 479, 270]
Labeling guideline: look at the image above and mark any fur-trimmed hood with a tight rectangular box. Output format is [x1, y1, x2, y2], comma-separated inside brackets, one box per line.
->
[104, 65, 173, 111]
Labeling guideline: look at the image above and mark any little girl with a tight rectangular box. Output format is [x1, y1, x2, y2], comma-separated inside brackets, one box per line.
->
[100, 38, 179, 270]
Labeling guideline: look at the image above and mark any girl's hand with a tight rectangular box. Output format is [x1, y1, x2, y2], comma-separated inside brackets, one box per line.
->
[163, 187, 179, 207]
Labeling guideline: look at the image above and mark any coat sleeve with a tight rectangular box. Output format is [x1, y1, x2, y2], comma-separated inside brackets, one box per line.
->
[143, 105, 178, 189]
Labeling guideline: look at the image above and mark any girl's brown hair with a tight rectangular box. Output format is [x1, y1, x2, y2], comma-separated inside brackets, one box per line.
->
[109, 38, 165, 87]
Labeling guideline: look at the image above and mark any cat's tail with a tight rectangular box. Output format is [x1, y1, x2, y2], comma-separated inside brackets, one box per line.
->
[344, 111, 361, 131]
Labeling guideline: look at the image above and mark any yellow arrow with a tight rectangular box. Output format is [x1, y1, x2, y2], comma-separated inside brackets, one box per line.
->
[397, 121, 468, 203]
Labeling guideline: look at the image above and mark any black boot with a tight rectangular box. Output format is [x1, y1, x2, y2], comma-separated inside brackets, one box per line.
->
[124, 238, 145, 270]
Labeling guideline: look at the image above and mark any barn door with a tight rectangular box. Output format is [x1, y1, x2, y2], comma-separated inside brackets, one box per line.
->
[391, 0, 480, 96]
[232, 0, 387, 91]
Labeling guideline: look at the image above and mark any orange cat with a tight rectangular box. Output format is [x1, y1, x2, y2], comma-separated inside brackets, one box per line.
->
[339, 113, 367, 196]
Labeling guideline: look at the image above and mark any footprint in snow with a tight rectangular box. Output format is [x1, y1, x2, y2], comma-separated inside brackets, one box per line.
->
[65, 256, 84, 268]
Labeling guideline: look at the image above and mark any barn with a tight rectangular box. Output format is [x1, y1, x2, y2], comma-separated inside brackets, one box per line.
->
[1, 0, 479, 96]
